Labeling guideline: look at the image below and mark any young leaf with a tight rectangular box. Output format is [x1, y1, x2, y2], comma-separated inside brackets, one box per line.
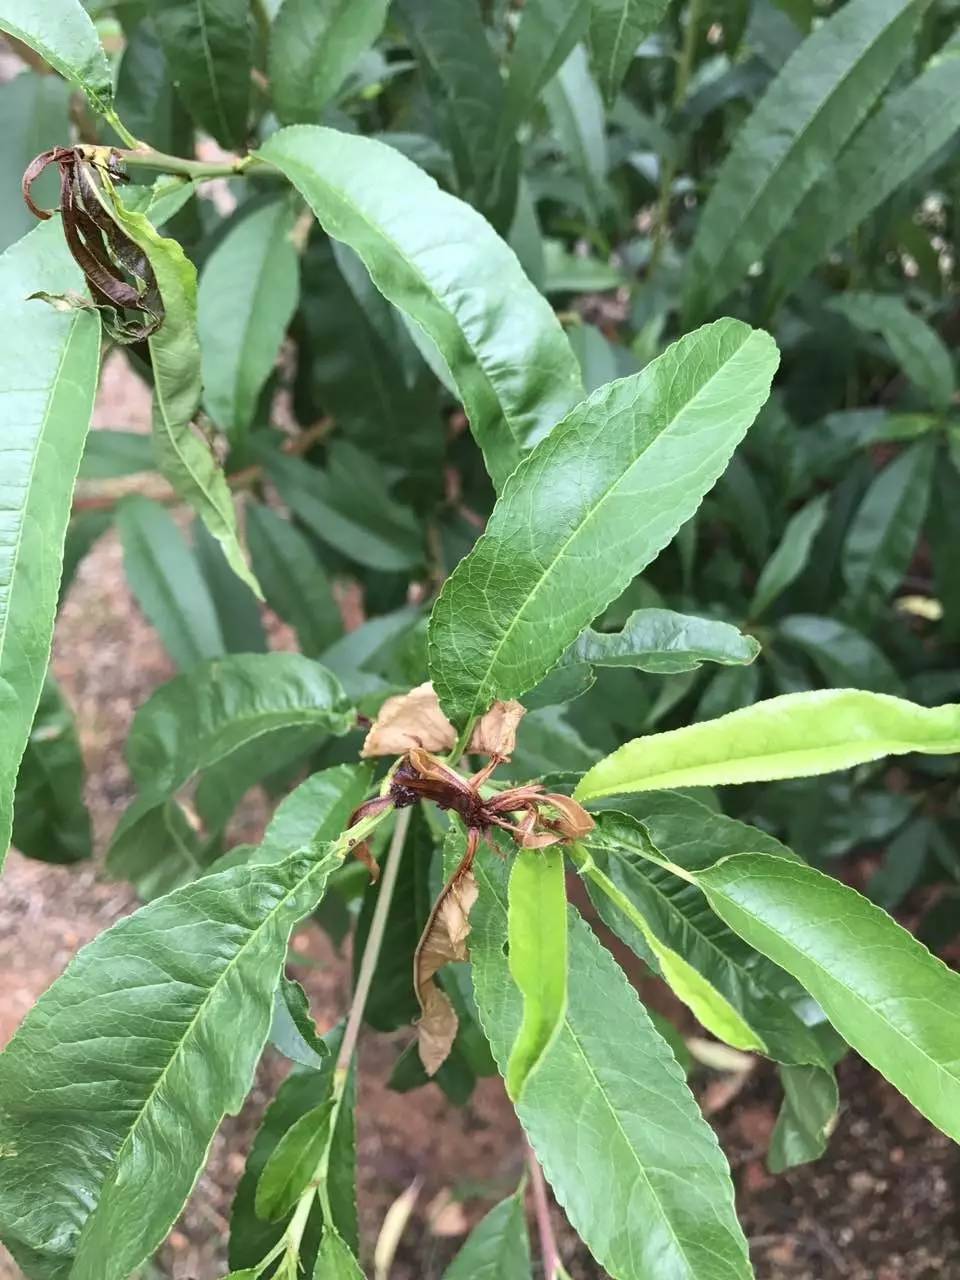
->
[314, 1229, 365, 1279]
[694, 853, 960, 1147]
[0, 220, 100, 869]
[828, 293, 955, 411]
[441, 1186, 531, 1280]
[246, 503, 342, 656]
[748, 493, 828, 619]
[469, 844, 754, 1280]
[13, 675, 91, 864]
[505, 848, 568, 1100]
[107, 654, 354, 879]
[0, 0, 113, 113]
[269, 0, 391, 125]
[0, 845, 343, 1280]
[0, 70, 70, 252]
[105, 185, 262, 597]
[770, 35, 960, 298]
[588, 0, 673, 106]
[429, 318, 779, 728]
[502, 0, 590, 133]
[684, 0, 922, 318]
[575, 689, 960, 801]
[255, 125, 584, 490]
[198, 198, 300, 447]
[149, 0, 251, 147]
[572, 608, 760, 673]
[255, 1100, 334, 1221]
[116, 495, 226, 669]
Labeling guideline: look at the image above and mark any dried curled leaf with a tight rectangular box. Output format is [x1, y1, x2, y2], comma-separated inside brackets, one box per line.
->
[415, 857, 479, 1075]
[361, 682, 524, 759]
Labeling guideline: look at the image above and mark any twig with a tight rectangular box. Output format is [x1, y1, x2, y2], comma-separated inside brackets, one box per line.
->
[525, 1141, 562, 1280]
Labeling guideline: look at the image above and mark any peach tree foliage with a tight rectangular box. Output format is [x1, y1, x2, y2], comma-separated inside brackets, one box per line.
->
[0, 0, 959, 1277]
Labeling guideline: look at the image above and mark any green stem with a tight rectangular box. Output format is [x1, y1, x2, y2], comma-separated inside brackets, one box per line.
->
[650, 0, 703, 270]
[94, 145, 257, 182]
[103, 109, 140, 150]
[449, 716, 478, 764]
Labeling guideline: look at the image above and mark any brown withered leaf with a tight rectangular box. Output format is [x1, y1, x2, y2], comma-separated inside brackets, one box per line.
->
[361, 682, 524, 759]
[414, 863, 479, 1075]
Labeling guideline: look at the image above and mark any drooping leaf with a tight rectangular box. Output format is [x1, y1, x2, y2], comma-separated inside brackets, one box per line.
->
[748, 493, 827, 619]
[0, 219, 100, 869]
[12, 675, 91, 864]
[256, 125, 584, 491]
[572, 608, 760, 674]
[502, 0, 590, 133]
[505, 847, 568, 1100]
[777, 614, 902, 694]
[269, 0, 391, 124]
[105, 186, 262, 597]
[429, 318, 779, 728]
[684, 0, 923, 318]
[0, 71, 70, 252]
[246, 502, 342, 656]
[770, 34, 960, 298]
[575, 689, 960, 801]
[828, 293, 955, 411]
[468, 841, 754, 1280]
[148, 0, 251, 147]
[116, 496, 226, 669]
[0, 845, 343, 1280]
[416, 860, 479, 1075]
[441, 1185, 531, 1280]
[588, 0, 673, 106]
[0, 0, 113, 113]
[695, 852, 960, 1147]
[768, 1058, 840, 1173]
[198, 197, 300, 447]
[107, 654, 354, 880]
[543, 44, 608, 224]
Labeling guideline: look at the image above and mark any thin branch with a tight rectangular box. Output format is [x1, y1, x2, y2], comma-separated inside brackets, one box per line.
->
[525, 1141, 563, 1280]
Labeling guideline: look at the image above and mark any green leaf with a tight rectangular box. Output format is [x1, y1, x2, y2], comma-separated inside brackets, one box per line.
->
[117, 496, 226, 669]
[573, 608, 759, 674]
[468, 839, 753, 1280]
[842, 442, 934, 620]
[107, 654, 354, 881]
[748, 494, 827, 619]
[505, 848, 568, 1101]
[198, 198, 300, 446]
[575, 689, 960, 801]
[270, 975, 329, 1069]
[12, 676, 91, 864]
[929, 452, 960, 642]
[588, 0, 673, 106]
[256, 125, 583, 491]
[255, 1099, 334, 1221]
[193, 516, 268, 654]
[441, 1186, 531, 1280]
[113, 17, 192, 154]
[0, 845, 343, 1280]
[770, 35, 960, 298]
[148, 0, 251, 147]
[0, 71, 70, 252]
[247, 503, 342, 657]
[543, 44, 608, 224]
[79, 429, 154, 480]
[269, 0, 391, 124]
[828, 293, 955, 411]
[105, 187, 262, 597]
[313, 1229, 365, 1280]
[694, 852, 960, 1147]
[777, 614, 902, 694]
[503, 0, 590, 132]
[0, 0, 113, 113]
[0, 220, 100, 869]
[429, 318, 779, 728]
[684, 0, 922, 318]
[768, 1060, 840, 1174]
[122, 174, 198, 228]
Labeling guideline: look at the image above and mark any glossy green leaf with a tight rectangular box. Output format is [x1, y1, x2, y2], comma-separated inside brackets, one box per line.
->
[576, 689, 960, 800]
[116, 496, 226, 669]
[695, 852, 960, 1147]
[148, 0, 251, 147]
[12, 675, 91, 864]
[247, 503, 342, 656]
[255, 1099, 334, 1221]
[269, 0, 391, 124]
[441, 1186, 531, 1280]
[198, 198, 300, 446]
[842, 442, 934, 620]
[543, 44, 608, 223]
[0, 845, 343, 1280]
[313, 1229, 365, 1280]
[684, 0, 922, 318]
[429, 318, 779, 728]
[777, 614, 902, 694]
[748, 493, 827, 619]
[506, 848, 568, 1100]
[0, 71, 69, 252]
[573, 608, 759, 674]
[829, 293, 955, 410]
[0, 219, 100, 869]
[588, 0, 672, 105]
[770, 35, 960, 298]
[468, 838, 753, 1280]
[256, 125, 583, 491]
[106, 188, 262, 597]
[503, 0, 589, 131]
[0, 0, 113, 112]
[108, 654, 354, 880]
